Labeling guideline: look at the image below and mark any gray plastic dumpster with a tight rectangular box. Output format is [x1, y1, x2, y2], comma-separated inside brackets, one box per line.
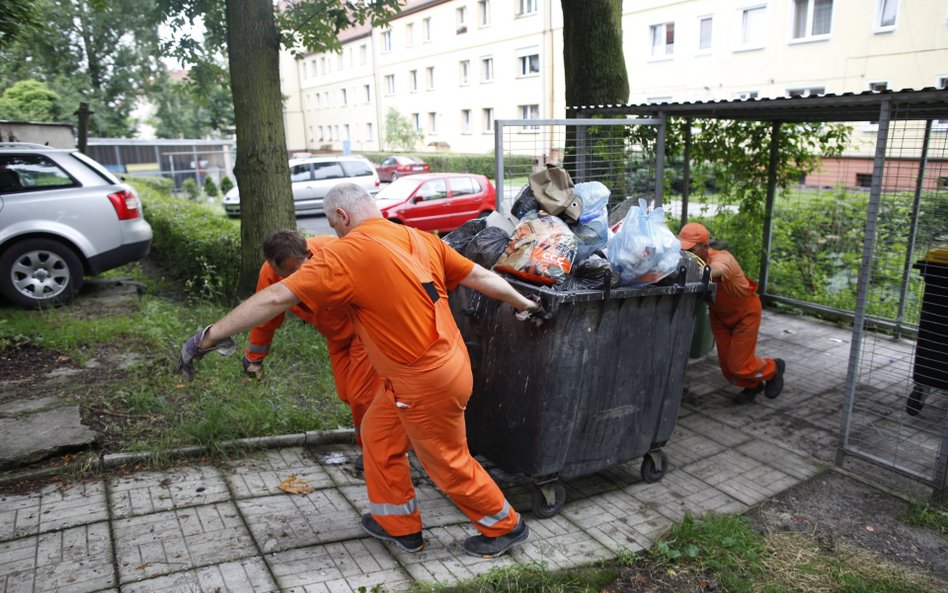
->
[451, 256, 714, 518]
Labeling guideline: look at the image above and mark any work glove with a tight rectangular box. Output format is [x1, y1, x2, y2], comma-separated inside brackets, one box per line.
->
[176, 325, 236, 380]
[242, 355, 265, 380]
[515, 294, 552, 326]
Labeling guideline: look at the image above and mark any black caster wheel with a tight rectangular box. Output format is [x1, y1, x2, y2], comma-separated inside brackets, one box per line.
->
[640, 450, 669, 483]
[906, 385, 927, 416]
[531, 481, 566, 519]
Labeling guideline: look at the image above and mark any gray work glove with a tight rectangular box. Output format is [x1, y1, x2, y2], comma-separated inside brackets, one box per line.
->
[176, 325, 236, 380]
[242, 355, 264, 380]
[515, 295, 552, 326]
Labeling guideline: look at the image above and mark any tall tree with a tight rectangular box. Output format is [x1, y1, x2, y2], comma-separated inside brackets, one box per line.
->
[560, 0, 629, 196]
[0, 0, 41, 48]
[150, 67, 234, 139]
[154, 0, 400, 297]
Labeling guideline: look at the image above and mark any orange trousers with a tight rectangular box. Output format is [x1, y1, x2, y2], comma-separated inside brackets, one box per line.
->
[328, 338, 383, 447]
[360, 342, 520, 538]
[709, 296, 777, 389]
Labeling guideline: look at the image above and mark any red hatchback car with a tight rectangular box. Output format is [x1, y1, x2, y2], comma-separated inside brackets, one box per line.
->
[375, 155, 430, 182]
[375, 173, 496, 233]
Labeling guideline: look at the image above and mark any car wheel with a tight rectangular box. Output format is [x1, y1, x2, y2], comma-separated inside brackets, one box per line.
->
[391, 172, 399, 182]
[0, 238, 84, 308]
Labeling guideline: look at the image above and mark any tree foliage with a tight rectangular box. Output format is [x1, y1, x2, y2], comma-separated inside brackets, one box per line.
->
[384, 108, 423, 151]
[150, 67, 234, 139]
[0, 80, 62, 122]
[0, 0, 42, 49]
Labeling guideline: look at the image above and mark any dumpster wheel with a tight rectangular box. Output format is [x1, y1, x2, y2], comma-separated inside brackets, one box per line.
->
[640, 450, 669, 483]
[531, 481, 566, 519]
[906, 384, 928, 416]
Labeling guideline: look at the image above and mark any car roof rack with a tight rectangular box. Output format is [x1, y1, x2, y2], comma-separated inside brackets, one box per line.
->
[0, 142, 60, 150]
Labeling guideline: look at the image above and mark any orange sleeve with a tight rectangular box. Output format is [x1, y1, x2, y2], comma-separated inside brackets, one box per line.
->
[281, 246, 355, 313]
[246, 262, 287, 362]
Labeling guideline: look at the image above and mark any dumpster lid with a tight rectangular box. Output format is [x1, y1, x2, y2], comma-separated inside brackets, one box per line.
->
[922, 245, 948, 265]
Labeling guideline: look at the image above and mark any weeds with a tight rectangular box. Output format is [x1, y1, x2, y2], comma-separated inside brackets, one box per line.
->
[901, 502, 948, 536]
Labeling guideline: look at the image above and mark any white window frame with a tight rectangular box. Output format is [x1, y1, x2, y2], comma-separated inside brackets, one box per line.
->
[343, 124, 350, 140]
[873, 0, 899, 33]
[517, 0, 537, 17]
[382, 30, 392, 52]
[862, 81, 888, 130]
[649, 21, 675, 58]
[517, 51, 540, 77]
[733, 90, 759, 100]
[426, 66, 435, 90]
[384, 74, 395, 95]
[459, 60, 470, 85]
[423, 17, 432, 42]
[790, 0, 833, 44]
[340, 88, 348, 106]
[737, 5, 767, 52]
[412, 113, 421, 132]
[482, 107, 494, 133]
[366, 122, 373, 140]
[363, 84, 371, 103]
[478, 0, 490, 27]
[481, 56, 494, 82]
[456, 6, 467, 34]
[428, 112, 438, 134]
[697, 15, 713, 53]
[519, 104, 540, 131]
[405, 22, 414, 47]
[360, 44, 367, 65]
[409, 69, 418, 92]
[461, 109, 472, 134]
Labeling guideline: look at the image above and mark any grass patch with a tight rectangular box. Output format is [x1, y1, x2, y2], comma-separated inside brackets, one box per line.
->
[407, 561, 618, 593]
[901, 503, 948, 536]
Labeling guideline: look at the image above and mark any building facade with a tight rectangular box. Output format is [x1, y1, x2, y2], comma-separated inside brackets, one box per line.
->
[280, 0, 947, 157]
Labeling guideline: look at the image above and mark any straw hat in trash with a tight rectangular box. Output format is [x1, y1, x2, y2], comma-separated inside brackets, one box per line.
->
[528, 163, 583, 222]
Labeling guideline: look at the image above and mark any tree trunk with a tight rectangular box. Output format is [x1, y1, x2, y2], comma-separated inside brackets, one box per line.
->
[225, 0, 295, 298]
[561, 0, 629, 202]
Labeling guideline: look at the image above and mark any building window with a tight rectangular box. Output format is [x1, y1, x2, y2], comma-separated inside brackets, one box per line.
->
[698, 16, 713, 51]
[423, 17, 432, 42]
[786, 86, 825, 98]
[360, 44, 367, 65]
[461, 109, 472, 133]
[320, 57, 327, 75]
[382, 30, 392, 52]
[340, 88, 348, 105]
[734, 90, 759, 100]
[412, 113, 421, 132]
[410, 69, 418, 92]
[385, 74, 395, 95]
[459, 60, 470, 85]
[855, 173, 873, 188]
[481, 57, 494, 82]
[650, 22, 675, 56]
[519, 104, 539, 130]
[874, 0, 898, 31]
[428, 112, 437, 134]
[363, 84, 371, 103]
[343, 124, 350, 140]
[517, 0, 537, 16]
[366, 122, 373, 140]
[740, 6, 767, 49]
[309, 60, 317, 77]
[457, 6, 467, 34]
[426, 66, 435, 90]
[478, 0, 490, 26]
[315, 93, 322, 108]
[792, 0, 832, 40]
[482, 107, 494, 132]
[518, 53, 540, 76]
[935, 76, 948, 127]
[317, 126, 324, 141]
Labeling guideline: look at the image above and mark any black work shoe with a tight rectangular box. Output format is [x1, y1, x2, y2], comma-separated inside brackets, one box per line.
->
[765, 359, 786, 399]
[353, 454, 364, 472]
[734, 382, 764, 405]
[463, 518, 529, 558]
[360, 514, 424, 552]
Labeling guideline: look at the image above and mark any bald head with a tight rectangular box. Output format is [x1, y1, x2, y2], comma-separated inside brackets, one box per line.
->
[324, 183, 382, 236]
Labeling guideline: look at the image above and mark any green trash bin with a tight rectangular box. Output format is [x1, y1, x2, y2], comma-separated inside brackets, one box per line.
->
[689, 300, 715, 359]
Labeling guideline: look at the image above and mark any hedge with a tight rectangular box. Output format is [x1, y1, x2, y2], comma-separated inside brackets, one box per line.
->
[130, 179, 240, 301]
[358, 152, 534, 178]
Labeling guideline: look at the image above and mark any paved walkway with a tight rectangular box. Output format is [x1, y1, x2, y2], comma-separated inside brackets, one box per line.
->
[0, 310, 860, 592]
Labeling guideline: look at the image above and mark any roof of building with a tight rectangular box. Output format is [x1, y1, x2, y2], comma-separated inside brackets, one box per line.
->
[567, 88, 948, 123]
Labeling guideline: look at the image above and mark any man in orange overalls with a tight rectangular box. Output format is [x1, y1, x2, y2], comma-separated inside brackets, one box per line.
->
[243, 230, 382, 468]
[679, 222, 786, 404]
[178, 183, 541, 558]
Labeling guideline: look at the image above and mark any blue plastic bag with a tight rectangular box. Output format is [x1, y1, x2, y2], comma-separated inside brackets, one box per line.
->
[607, 198, 681, 285]
[572, 182, 611, 263]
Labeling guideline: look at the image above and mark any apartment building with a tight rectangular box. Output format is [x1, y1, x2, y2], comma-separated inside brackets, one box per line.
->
[280, 0, 947, 156]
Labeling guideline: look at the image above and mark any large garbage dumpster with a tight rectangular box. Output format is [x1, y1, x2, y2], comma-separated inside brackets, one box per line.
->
[452, 257, 714, 517]
[906, 245, 948, 416]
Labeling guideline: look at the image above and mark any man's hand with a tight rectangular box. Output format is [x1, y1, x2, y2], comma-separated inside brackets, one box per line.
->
[242, 356, 265, 380]
[176, 325, 236, 380]
[515, 295, 552, 325]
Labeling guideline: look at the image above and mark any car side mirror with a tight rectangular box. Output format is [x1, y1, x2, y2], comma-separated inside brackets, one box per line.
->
[412, 196, 424, 204]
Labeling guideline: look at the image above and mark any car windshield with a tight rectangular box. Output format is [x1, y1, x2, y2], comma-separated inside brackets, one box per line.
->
[376, 176, 424, 200]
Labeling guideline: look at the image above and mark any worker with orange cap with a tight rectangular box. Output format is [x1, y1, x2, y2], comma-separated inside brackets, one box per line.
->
[679, 222, 785, 404]
[243, 230, 383, 470]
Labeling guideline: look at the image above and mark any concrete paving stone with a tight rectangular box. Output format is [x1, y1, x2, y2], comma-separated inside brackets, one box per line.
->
[627, 469, 747, 523]
[0, 480, 107, 540]
[109, 465, 230, 518]
[735, 439, 825, 480]
[572, 466, 641, 494]
[0, 405, 98, 469]
[120, 558, 278, 593]
[682, 449, 800, 507]
[514, 512, 615, 571]
[0, 522, 115, 593]
[676, 413, 754, 447]
[561, 488, 673, 552]
[224, 448, 335, 499]
[113, 502, 256, 584]
[306, 445, 366, 488]
[269, 539, 412, 593]
[238, 488, 363, 553]
[397, 522, 519, 586]
[338, 483, 469, 529]
[662, 425, 730, 468]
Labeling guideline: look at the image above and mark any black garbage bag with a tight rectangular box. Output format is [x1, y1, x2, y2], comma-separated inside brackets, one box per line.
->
[510, 185, 539, 219]
[442, 218, 488, 252]
[555, 254, 619, 292]
[457, 226, 512, 318]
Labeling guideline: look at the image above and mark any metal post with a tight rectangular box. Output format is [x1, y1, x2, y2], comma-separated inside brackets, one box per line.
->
[494, 121, 505, 214]
[759, 122, 782, 294]
[836, 98, 891, 466]
[933, 406, 948, 504]
[680, 118, 692, 227]
[894, 119, 932, 338]
[654, 111, 665, 208]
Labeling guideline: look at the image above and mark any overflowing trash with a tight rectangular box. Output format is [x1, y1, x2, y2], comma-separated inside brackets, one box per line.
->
[494, 213, 578, 285]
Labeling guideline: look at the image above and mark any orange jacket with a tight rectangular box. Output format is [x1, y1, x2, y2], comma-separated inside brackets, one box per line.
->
[707, 248, 759, 324]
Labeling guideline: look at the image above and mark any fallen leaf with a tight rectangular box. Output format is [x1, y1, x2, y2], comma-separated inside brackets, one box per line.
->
[57, 355, 70, 362]
[865, 525, 875, 532]
[175, 383, 188, 389]
[278, 473, 314, 495]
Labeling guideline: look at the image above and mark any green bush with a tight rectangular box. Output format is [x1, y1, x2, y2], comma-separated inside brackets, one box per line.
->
[203, 176, 219, 198]
[129, 180, 240, 302]
[219, 176, 234, 195]
[182, 177, 201, 201]
[358, 152, 534, 178]
[129, 175, 174, 192]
